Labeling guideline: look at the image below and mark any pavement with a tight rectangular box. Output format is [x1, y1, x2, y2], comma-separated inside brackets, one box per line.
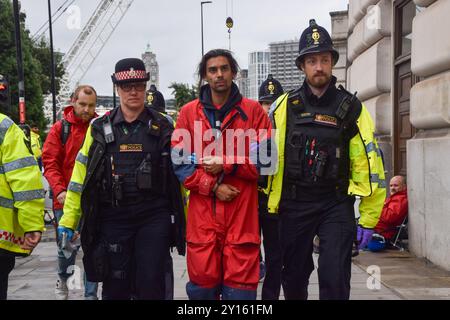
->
[353, 249, 450, 300]
[6, 228, 450, 300]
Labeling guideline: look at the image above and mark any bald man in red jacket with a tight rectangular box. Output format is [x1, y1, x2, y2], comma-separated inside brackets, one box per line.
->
[374, 176, 408, 240]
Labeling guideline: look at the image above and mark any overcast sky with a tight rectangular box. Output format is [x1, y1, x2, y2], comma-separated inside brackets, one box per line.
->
[20, 0, 348, 98]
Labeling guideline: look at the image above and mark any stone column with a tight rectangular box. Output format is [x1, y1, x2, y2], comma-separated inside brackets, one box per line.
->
[408, 0, 450, 270]
[330, 10, 349, 88]
[347, 0, 393, 180]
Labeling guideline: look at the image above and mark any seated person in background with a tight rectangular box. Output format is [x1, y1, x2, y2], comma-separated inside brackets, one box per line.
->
[368, 176, 408, 251]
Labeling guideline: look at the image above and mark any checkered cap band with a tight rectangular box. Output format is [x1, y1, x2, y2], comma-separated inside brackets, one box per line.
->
[114, 69, 147, 81]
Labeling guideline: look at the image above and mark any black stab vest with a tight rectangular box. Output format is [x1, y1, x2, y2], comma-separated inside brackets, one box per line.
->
[283, 86, 361, 196]
[100, 119, 167, 204]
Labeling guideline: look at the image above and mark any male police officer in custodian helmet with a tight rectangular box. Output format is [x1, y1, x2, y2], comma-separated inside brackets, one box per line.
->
[146, 84, 175, 128]
[146, 84, 166, 113]
[267, 19, 386, 300]
[58, 58, 186, 300]
[258, 74, 285, 300]
[259, 74, 283, 113]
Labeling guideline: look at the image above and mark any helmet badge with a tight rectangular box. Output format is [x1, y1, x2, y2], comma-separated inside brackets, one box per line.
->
[147, 93, 154, 104]
[268, 82, 275, 94]
[312, 29, 320, 45]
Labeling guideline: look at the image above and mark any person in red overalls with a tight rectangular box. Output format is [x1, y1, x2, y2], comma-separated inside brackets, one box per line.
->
[171, 49, 273, 300]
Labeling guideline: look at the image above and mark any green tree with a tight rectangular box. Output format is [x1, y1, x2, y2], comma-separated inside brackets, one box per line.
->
[31, 37, 65, 95]
[0, 0, 47, 131]
[169, 82, 198, 111]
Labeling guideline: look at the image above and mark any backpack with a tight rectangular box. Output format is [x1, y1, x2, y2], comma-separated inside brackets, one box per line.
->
[60, 119, 71, 146]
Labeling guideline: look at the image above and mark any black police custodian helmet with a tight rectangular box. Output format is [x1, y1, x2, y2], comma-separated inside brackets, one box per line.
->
[111, 58, 150, 84]
[295, 19, 339, 68]
[146, 85, 166, 113]
[259, 74, 284, 103]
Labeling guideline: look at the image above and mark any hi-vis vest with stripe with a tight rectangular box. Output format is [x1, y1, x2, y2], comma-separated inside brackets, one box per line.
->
[267, 93, 386, 228]
[0, 113, 45, 255]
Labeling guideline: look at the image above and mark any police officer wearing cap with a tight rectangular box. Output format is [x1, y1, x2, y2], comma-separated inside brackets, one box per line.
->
[257, 74, 285, 300]
[267, 20, 386, 299]
[57, 58, 186, 300]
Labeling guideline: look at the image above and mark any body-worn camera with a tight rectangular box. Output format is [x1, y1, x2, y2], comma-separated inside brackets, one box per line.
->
[313, 150, 328, 181]
[136, 153, 152, 190]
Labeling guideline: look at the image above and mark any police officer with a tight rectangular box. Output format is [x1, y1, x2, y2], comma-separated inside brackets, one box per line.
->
[259, 74, 283, 113]
[146, 85, 166, 113]
[257, 74, 285, 300]
[58, 58, 186, 300]
[267, 19, 386, 300]
[0, 112, 45, 300]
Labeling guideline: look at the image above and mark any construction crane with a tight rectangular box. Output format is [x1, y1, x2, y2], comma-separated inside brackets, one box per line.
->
[43, 0, 134, 122]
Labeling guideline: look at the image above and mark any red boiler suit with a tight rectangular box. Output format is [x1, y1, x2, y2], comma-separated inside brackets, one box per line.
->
[172, 97, 272, 290]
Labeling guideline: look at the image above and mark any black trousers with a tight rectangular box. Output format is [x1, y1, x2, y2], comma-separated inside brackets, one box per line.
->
[259, 193, 283, 300]
[165, 253, 174, 300]
[99, 203, 171, 300]
[0, 254, 15, 300]
[279, 195, 355, 300]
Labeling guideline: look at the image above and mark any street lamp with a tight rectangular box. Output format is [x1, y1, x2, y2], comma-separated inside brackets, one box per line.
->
[201, 1, 212, 56]
[48, 0, 57, 124]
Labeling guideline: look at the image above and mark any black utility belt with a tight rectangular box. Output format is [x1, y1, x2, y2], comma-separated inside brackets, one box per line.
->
[282, 183, 343, 200]
[100, 194, 150, 207]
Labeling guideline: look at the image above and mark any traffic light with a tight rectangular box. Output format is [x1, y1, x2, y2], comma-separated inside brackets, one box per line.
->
[0, 74, 11, 112]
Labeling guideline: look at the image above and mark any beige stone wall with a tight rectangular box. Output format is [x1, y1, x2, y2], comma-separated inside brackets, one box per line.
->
[347, 0, 393, 131]
[330, 10, 349, 88]
[411, 0, 450, 77]
[408, 0, 450, 270]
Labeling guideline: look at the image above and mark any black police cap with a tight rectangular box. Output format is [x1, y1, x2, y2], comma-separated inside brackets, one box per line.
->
[259, 74, 284, 103]
[295, 19, 339, 68]
[111, 58, 150, 84]
[146, 85, 166, 113]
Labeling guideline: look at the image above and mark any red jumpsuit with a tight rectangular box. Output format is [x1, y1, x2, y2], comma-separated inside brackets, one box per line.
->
[172, 97, 272, 291]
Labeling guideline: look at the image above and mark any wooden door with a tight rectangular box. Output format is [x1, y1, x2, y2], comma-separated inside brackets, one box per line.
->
[393, 0, 418, 176]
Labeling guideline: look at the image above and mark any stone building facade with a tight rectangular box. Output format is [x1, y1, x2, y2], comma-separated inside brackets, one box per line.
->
[345, 0, 450, 270]
[330, 11, 349, 88]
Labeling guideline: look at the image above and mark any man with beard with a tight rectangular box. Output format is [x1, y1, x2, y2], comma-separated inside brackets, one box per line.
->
[172, 49, 272, 300]
[42, 85, 99, 300]
[267, 19, 386, 300]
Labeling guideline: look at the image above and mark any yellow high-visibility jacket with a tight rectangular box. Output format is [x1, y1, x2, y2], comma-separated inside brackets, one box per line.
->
[0, 113, 45, 255]
[267, 92, 386, 228]
[30, 131, 42, 159]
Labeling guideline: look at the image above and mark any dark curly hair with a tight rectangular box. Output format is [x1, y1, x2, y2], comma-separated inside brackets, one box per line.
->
[197, 49, 240, 89]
